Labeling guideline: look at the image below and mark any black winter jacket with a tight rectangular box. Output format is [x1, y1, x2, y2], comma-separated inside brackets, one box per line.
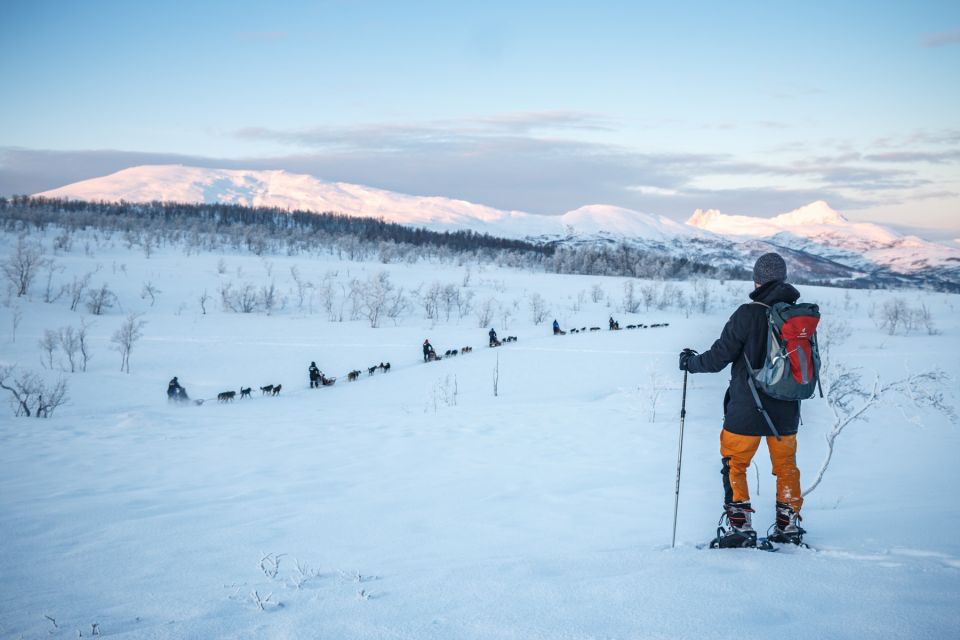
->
[686, 281, 802, 437]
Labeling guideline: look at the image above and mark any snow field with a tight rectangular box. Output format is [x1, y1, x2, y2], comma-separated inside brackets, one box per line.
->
[1, 230, 958, 638]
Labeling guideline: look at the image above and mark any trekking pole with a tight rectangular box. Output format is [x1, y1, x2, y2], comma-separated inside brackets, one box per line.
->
[671, 369, 689, 548]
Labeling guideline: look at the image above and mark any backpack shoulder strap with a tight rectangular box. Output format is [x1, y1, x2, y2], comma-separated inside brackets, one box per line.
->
[742, 353, 783, 441]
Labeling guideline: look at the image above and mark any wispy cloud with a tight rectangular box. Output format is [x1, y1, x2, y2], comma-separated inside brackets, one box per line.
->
[236, 111, 619, 151]
[922, 29, 960, 48]
[864, 150, 960, 164]
[472, 111, 618, 133]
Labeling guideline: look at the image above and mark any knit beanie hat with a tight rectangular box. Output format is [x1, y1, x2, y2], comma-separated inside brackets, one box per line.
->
[753, 252, 787, 285]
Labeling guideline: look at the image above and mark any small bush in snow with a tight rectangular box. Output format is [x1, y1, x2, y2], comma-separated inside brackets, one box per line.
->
[86, 283, 117, 315]
[878, 298, 940, 336]
[623, 280, 640, 313]
[590, 284, 604, 303]
[475, 297, 496, 328]
[0, 365, 68, 418]
[529, 292, 549, 325]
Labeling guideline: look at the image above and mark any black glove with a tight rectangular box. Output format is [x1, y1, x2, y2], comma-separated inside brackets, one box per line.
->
[679, 348, 699, 371]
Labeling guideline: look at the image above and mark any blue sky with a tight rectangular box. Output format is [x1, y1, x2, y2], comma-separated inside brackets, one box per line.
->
[1, 1, 958, 238]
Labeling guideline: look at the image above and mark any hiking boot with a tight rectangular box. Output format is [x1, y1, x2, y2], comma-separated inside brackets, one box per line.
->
[767, 502, 806, 545]
[710, 502, 757, 548]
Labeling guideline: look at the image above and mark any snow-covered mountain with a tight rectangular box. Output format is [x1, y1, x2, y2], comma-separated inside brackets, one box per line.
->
[687, 201, 959, 277]
[37, 165, 960, 289]
[37, 165, 539, 234]
[37, 165, 698, 243]
[688, 201, 900, 249]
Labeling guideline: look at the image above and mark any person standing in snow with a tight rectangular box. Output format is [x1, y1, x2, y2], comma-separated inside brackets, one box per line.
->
[678, 252, 806, 548]
[553, 319, 562, 335]
[308, 361, 321, 388]
[423, 339, 436, 362]
[488, 328, 499, 347]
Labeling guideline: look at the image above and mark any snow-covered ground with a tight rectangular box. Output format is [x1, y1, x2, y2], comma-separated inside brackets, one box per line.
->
[1, 229, 958, 639]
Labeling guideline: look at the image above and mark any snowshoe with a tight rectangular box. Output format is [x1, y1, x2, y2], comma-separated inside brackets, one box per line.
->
[766, 503, 807, 546]
[709, 528, 758, 549]
[708, 502, 758, 549]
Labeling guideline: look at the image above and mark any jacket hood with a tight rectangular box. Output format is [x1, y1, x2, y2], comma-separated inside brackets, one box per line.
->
[749, 280, 800, 305]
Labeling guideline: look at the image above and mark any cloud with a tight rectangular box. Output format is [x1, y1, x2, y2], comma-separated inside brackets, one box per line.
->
[0, 147, 233, 195]
[863, 150, 960, 164]
[2, 114, 957, 227]
[0, 143, 875, 220]
[922, 29, 960, 48]
[235, 111, 619, 152]
[472, 111, 618, 133]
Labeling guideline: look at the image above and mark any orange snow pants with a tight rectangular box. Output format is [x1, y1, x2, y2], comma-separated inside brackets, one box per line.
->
[720, 429, 802, 512]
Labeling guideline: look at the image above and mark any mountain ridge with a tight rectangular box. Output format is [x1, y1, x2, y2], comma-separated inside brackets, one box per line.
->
[36, 164, 960, 289]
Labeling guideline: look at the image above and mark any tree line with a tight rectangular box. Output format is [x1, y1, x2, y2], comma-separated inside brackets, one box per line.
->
[0, 196, 745, 280]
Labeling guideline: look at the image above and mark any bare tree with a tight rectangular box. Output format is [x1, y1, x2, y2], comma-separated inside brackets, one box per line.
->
[111, 313, 147, 374]
[0, 365, 68, 418]
[141, 281, 161, 306]
[640, 283, 657, 311]
[346, 278, 363, 321]
[317, 273, 338, 320]
[692, 279, 712, 314]
[916, 303, 938, 335]
[11, 305, 22, 342]
[879, 298, 908, 335]
[0, 365, 38, 416]
[385, 286, 410, 325]
[656, 283, 679, 311]
[260, 281, 278, 315]
[417, 282, 443, 320]
[529, 292, 548, 325]
[68, 271, 93, 312]
[58, 326, 80, 373]
[36, 377, 68, 418]
[78, 319, 93, 371]
[440, 284, 460, 322]
[623, 280, 640, 313]
[42, 261, 65, 303]
[38, 329, 59, 369]
[199, 289, 211, 315]
[645, 365, 666, 422]
[360, 271, 394, 328]
[803, 365, 954, 497]
[221, 282, 260, 313]
[500, 305, 514, 331]
[590, 284, 604, 303]
[802, 323, 955, 497]
[475, 297, 496, 328]
[86, 283, 117, 315]
[456, 289, 474, 320]
[290, 265, 313, 312]
[2, 236, 49, 297]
